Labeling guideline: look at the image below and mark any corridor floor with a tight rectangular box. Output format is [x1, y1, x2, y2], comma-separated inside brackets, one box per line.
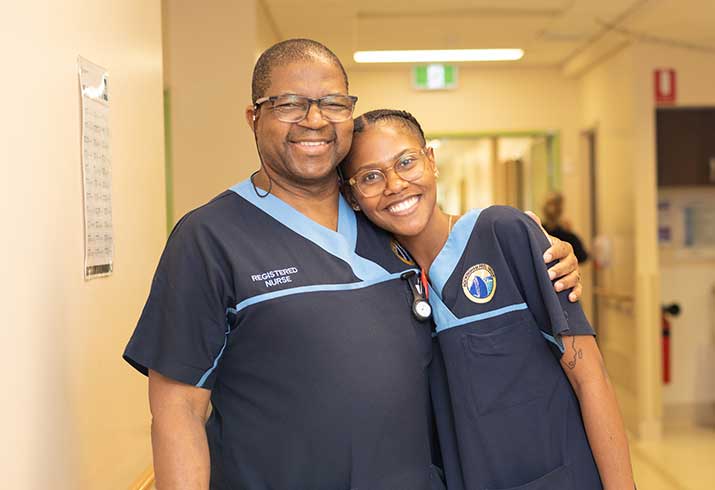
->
[631, 424, 715, 490]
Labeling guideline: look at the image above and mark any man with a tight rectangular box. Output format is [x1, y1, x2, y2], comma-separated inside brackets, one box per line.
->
[124, 39, 583, 490]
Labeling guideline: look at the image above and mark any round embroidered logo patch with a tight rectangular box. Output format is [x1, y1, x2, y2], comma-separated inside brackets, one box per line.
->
[462, 264, 497, 303]
[391, 239, 416, 266]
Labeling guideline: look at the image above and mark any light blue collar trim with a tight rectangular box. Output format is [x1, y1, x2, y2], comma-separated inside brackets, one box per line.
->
[428, 284, 528, 334]
[230, 179, 387, 281]
[429, 208, 482, 298]
[428, 284, 459, 328]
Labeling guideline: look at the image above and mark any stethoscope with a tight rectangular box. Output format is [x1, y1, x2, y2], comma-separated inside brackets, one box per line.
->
[401, 270, 432, 322]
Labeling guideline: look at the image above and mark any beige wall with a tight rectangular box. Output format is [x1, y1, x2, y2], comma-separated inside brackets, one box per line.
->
[1, 1, 166, 489]
[578, 46, 646, 434]
[163, 0, 259, 223]
[257, 0, 281, 59]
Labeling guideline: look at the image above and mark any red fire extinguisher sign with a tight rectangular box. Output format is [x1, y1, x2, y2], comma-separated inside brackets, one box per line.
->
[654, 69, 677, 105]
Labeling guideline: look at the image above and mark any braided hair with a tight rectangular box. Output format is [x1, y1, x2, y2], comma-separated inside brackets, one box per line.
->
[352, 109, 426, 146]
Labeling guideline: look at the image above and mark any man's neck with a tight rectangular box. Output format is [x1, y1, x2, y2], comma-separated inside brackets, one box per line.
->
[252, 170, 341, 231]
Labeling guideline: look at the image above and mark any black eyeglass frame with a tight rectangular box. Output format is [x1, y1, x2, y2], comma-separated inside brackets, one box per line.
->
[253, 94, 358, 123]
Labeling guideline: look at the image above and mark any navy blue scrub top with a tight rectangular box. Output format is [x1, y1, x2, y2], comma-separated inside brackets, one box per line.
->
[123, 179, 442, 490]
[428, 206, 602, 490]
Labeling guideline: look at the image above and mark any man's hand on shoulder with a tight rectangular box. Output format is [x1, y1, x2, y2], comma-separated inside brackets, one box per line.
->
[525, 211, 582, 303]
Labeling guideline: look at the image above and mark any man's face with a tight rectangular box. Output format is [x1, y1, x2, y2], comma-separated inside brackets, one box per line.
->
[249, 59, 354, 187]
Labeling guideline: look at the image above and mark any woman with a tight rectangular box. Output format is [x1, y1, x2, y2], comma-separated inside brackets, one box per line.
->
[340, 109, 634, 490]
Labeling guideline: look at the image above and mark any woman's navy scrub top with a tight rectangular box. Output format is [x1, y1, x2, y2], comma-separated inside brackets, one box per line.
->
[428, 206, 602, 490]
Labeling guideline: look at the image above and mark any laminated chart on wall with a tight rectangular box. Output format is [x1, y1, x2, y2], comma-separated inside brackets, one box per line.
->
[684, 202, 715, 252]
[658, 199, 673, 246]
[78, 56, 113, 279]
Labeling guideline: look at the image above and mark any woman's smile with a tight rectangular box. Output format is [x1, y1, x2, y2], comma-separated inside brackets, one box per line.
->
[385, 195, 421, 216]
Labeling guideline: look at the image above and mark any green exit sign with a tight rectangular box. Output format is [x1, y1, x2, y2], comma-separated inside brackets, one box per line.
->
[413, 64, 458, 90]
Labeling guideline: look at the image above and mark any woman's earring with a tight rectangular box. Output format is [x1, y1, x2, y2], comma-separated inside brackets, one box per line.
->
[352, 204, 361, 211]
[433, 168, 440, 178]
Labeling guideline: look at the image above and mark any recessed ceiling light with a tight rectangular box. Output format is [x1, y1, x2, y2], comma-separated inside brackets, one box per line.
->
[353, 49, 524, 63]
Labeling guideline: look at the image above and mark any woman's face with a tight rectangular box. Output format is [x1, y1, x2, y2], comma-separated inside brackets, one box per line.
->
[343, 123, 438, 237]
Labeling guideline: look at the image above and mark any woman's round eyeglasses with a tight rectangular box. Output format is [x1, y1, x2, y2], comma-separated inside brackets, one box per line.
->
[347, 148, 430, 198]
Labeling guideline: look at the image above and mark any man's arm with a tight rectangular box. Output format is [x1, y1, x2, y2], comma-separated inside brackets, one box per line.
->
[525, 211, 582, 303]
[149, 369, 212, 490]
[559, 336, 635, 490]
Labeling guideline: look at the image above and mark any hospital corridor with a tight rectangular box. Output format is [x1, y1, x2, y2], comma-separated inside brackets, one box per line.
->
[2, 1, 715, 489]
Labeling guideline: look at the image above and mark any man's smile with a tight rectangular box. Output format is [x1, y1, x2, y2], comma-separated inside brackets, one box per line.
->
[289, 138, 335, 155]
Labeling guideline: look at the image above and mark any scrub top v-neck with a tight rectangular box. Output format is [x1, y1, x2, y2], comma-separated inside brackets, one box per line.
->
[124, 179, 438, 490]
[427, 206, 602, 490]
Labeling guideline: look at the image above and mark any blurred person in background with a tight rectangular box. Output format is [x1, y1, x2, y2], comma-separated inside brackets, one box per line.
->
[542, 191, 589, 263]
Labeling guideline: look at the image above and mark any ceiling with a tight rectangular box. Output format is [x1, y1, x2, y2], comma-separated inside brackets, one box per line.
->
[260, 0, 715, 71]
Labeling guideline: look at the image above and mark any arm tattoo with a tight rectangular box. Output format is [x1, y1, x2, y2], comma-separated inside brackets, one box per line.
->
[566, 336, 583, 370]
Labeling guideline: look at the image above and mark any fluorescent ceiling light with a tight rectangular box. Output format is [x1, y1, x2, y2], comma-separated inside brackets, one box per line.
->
[353, 49, 524, 63]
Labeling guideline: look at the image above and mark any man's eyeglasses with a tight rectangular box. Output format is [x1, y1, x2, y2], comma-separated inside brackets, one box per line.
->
[347, 148, 430, 198]
[254, 94, 358, 123]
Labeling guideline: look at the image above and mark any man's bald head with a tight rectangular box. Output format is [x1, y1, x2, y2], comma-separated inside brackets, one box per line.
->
[252, 38, 349, 103]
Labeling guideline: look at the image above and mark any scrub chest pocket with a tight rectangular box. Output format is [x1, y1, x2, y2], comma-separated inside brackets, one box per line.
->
[461, 318, 562, 417]
[446, 317, 582, 490]
[484, 462, 573, 490]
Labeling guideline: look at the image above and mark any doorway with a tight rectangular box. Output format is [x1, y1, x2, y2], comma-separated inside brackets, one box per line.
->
[427, 131, 560, 215]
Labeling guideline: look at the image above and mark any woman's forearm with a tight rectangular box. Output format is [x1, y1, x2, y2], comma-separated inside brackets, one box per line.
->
[575, 373, 635, 489]
[561, 336, 635, 489]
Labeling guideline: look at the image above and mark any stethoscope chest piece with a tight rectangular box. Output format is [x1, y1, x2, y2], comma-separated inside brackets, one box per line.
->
[413, 298, 432, 321]
[401, 270, 432, 322]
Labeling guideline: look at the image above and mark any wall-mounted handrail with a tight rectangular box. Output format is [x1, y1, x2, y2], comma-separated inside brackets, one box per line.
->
[594, 287, 634, 303]
[128, 465, 155, 490]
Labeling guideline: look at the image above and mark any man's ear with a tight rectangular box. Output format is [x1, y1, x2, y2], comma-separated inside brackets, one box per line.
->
[245, 105, 257, 132]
